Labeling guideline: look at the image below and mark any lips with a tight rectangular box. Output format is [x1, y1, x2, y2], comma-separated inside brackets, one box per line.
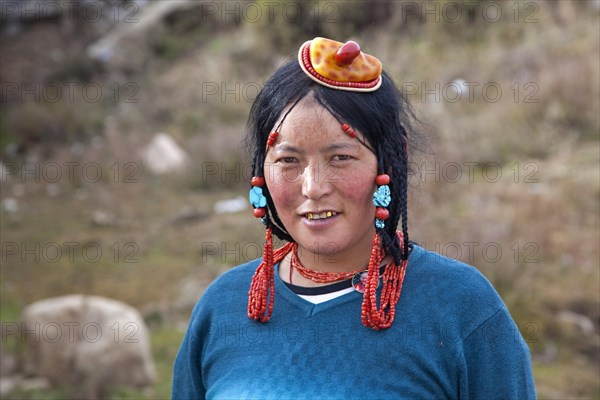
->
[304, 211, 337, 220]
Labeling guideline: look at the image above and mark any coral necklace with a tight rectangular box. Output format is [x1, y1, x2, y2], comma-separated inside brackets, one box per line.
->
[289, 242, 368, 283]
[248, 229, 408, 330]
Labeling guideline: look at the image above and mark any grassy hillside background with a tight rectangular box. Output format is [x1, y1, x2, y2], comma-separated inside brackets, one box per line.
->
[1, 0, 599, 398]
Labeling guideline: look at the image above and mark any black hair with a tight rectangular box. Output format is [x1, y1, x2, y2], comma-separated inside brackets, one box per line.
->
[245, 60, 420, 264]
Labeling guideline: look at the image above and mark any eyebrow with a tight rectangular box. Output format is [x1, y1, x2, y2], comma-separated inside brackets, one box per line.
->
[273, 144, 302, 153]
[274, 142, 361, 153]
[323, 143, 361, 152]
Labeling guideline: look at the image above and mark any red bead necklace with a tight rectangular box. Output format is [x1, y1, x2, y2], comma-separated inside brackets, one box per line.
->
[248, 230, 408, 330]
[289, 243, 367, 283]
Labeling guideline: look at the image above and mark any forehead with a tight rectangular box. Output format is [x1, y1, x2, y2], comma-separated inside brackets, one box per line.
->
[275, 98, 347, 143]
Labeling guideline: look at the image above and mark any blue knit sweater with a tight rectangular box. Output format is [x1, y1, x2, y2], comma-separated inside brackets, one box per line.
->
[172, 245, 536, 399]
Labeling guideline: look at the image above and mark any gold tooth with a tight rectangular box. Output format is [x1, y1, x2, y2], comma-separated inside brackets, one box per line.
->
[307, 212, 338, 220]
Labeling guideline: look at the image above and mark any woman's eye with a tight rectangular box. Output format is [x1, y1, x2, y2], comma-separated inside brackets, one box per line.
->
[333, 155, 352, 161]
[279, 157, 298, 164]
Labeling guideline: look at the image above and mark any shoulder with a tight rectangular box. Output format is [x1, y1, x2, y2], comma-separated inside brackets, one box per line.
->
[405, 244, 509, 338]
[411, 244, 499, 291]
[407, 244, 501, 296]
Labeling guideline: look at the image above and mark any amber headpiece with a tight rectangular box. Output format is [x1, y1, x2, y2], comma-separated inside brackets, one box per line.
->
[298, 37, 382, 92]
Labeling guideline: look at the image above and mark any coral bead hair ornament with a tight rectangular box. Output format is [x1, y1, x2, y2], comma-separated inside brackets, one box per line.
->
[298, 37, 383, 92]
[249, 176, 267, 219]
[248, 38, 409, 330]
[266, 131, 278, 148]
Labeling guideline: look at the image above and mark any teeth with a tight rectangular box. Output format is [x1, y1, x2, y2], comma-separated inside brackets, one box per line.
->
[306, 211, 337, 220]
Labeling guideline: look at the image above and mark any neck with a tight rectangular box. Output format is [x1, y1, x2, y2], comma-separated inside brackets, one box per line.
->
[278, 235, 390, 288]
[296, 242, 372, 273]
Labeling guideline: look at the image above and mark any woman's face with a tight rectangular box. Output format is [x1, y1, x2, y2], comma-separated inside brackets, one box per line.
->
[264, 97, 378, 266]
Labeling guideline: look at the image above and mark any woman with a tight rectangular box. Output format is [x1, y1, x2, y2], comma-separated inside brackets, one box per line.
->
[172, 37, 536, 399]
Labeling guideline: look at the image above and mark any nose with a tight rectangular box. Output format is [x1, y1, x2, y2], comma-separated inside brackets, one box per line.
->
[301, 162, 333, 200]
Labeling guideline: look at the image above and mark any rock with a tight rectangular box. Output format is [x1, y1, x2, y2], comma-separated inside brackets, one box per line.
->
[168, 207, 209, 225]
[1, 197, 18, 213]
[16, 377, 51, 392]
[20, 295, 156, 399]
[86, 0, 196, 68]
[450, 79, 467, 98]
[0, 376, 21, 397]
[0, 376, 52, 397]
[91, 210, 117, 227]
[213, 196, 248, 214]
[557, 310, 596, 336]
[141, 133, 188, 175]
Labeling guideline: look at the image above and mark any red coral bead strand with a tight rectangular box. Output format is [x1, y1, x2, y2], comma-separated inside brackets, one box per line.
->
[247, 228, 295, 322]
[290, 243, 365, 283]
[361, 231, 408, 330]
